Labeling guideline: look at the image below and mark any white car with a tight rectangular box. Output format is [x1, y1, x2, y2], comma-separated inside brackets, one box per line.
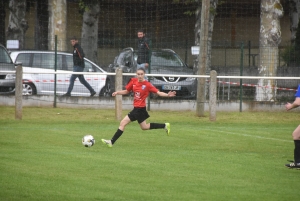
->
[10, 51, 111, 96]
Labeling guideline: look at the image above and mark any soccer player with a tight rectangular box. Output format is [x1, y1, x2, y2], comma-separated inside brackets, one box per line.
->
[285, 84, 300, 169]
[101, 67, 176, 147]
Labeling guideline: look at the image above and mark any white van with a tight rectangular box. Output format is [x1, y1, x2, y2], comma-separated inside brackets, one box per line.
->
[10, 51, 111, 96]
[0, 44, 15, 94]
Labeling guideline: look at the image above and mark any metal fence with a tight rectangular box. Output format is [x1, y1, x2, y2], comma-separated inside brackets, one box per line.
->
[0, 0, 299, 105]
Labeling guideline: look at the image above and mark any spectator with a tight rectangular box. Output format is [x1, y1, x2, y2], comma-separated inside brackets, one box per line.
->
[63, 36, 96, 97]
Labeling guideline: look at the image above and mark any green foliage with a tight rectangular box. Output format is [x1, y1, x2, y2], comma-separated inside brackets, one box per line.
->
[174, 0, 222, 17]
[281, 20, 300, 66]
[78, 0, 99, 14]
[0, 107, 299, 201]
[280, 45, 297, 66]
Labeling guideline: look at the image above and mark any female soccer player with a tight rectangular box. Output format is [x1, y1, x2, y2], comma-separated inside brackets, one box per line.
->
[101, 67, 176, 147]
[285, 84, 300, 169]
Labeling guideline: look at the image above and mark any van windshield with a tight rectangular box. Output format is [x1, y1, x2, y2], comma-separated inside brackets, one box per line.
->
[0, 47, 13, 63]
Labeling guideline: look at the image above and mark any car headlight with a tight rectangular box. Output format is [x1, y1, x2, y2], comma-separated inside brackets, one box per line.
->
[6, 74, 16, 79]
[186, 77, 196, 81]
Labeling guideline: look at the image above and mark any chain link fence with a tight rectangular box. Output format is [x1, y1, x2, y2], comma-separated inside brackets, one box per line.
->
[0, 0, 298, 104]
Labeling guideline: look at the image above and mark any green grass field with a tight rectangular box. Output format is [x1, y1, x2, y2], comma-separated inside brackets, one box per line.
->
[0, 106, 299, 201]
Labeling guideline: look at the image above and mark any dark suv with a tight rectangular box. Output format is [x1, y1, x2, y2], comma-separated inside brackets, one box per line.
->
[0, 44, 15, 94]
[107, 48, 197, 97]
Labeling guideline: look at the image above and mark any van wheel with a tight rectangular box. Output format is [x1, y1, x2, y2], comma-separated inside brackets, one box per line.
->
[99, 80, 111, 97]
[23, 83, 36, 95]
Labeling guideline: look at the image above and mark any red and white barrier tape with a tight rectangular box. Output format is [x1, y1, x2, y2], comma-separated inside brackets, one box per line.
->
[217, 80, 297, 91]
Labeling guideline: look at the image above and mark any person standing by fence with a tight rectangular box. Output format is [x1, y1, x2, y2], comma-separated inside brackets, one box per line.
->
[137, 29, 150, 79]
[63, 36, 96, 97]
[285, 84, 300, 169]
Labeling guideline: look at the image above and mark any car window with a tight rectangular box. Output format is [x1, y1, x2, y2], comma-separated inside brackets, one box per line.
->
[31, 53, 62, 69]
[16, 53, 31, 66]
[66, 55, 73, 71]
[0, 47, 12, 63]
[83, 61, 93, 72]
[116, 50, 132, 66]
[151, 52, 184, 67]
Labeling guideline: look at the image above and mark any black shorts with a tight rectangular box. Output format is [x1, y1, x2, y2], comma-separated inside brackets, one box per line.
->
[127, 107, 150, 123]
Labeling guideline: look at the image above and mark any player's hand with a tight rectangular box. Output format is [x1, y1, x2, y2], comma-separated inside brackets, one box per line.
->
[167, 91, 176, 97]
[112, 92, 117, 97]
[285, 102, 292, 111]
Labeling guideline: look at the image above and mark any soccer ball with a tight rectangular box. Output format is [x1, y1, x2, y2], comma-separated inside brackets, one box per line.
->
[82, 135, 95, 147]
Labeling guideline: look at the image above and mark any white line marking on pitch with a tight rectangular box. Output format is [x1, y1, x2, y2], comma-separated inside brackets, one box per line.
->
[202, 128, 292, 143]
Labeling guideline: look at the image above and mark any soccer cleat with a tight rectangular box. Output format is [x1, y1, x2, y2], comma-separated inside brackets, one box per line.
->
[165, 123, 170, 136]
[285, 162, 300, 169]
[101, 139, 112, 148]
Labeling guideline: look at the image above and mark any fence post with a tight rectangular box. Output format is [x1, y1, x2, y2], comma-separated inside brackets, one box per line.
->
[15, 64, 23, 120]
[115, 68, 123, 121]
[240, 42, 244, 112]
[209, 70, 217, 121]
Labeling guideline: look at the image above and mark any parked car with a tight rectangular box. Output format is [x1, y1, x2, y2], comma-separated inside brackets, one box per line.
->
[107, 47, 197, 97]
[0, 44, 15, 94]
[10, 51, 111, 96]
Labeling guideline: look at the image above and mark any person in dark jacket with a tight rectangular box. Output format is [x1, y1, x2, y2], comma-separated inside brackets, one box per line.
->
[63, 36, 96, 97]
[137, 30, 150, 78]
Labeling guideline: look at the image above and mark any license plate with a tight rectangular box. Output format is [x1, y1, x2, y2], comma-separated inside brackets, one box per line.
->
[162, 85, 181, 90]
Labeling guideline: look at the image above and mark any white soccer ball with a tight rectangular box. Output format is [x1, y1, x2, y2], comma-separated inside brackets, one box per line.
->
[82, 135, 95, 147]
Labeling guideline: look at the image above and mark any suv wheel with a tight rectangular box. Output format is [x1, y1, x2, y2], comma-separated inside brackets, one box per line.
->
[23, 83, 37, 95]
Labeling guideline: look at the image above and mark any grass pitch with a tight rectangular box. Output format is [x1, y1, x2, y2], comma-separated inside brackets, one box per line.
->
[0, 106, 299, 201]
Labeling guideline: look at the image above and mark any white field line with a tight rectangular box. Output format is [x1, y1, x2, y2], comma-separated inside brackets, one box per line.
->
[201, 128, 292, 143]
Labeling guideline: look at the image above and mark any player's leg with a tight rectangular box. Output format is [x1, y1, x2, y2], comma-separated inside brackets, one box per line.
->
[286, 125, 300, 168]
[292, 125, 300, 164]
[139, 121, 170, 135]
[101, 115, 131, 147]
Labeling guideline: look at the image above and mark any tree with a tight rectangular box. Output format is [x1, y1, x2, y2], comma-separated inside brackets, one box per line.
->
[256, 0, 283, 101]
[6, 0, 28, 50]
[35, 0, 49, 50]
[0, 0, 8, 46]
[194, 0, 218, 74]
[173, 0, 218, 116]
[289, 0, 300, 45]
[79, 0, 100, 64]
[48, 0, 67, 51]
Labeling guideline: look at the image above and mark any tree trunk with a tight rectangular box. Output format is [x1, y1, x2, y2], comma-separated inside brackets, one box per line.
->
[35, 0, 48, 50]
[289, 0, 300, 44]
[0, 0, 7, 46]
[256, 0, 283, 101]
[194, 0, 218, 73]
[195, 0, 218, 117]
[6, 0, 28, 50]
[48, 0, 67, 51]
[81, 2, 100, 64]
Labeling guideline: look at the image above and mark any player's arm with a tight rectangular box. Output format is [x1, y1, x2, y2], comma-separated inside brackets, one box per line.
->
[112, 90, 130, 97]
[285, 97, 300, 111]
[156, 91, 176, 97]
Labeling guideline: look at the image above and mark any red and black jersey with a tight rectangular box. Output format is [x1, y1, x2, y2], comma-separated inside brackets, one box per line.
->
[126, 78, 158, 107]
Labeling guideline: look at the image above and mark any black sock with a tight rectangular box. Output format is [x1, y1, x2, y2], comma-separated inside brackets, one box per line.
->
[294, 140, 300, 163]
[149, 123, 165, 129]
[111, 129, 123, 144]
